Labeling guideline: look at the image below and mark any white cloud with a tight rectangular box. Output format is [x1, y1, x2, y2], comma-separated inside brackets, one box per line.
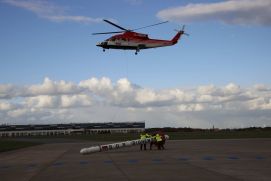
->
[1, 77, 271, 128]
[248, 97, 271, 110]
[0, 77, 82, 99]
[169, 89, 194, 102]
[26, 95, 58, 108]
[197, 84, 216, 95]
[177, 104, 204, 112]
[60, 94, 92, 108]
[135, 89, 158, 104]
[29, 77, 80, 96]
[0, 101, 13, 111]
[25, 94, 92, 108]
[0, 84, 15, 99]
[79, 77, 113, 93]
[157, 0, 271, 26]
[254, 84, 270, 91]
[116, 78, 133, 93]
[197, 95, 213, 103]
[3, 0, 103, 24]
[224, 83, 240, 95]
[7, 108, 28, 118]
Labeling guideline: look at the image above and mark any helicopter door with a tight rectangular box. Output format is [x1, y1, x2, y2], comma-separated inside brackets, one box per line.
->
[121, 38, 129, 47]
[115, 38, 121, 46]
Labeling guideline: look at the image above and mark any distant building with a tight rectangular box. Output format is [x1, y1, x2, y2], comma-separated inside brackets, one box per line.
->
[0, 122, 145, 137]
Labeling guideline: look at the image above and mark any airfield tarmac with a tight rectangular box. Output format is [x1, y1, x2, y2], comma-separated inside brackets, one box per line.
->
[0, 138, 270, 181]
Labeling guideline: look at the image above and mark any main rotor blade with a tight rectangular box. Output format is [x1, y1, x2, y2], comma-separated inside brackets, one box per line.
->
[132, 21, 169, 31]
[92, 31, 125, 35]
[103, 19, 128, 31]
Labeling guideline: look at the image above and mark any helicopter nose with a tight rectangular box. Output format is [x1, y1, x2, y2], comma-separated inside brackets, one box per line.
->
[96, 42, 102, 47]
[96, 41, 107, 47]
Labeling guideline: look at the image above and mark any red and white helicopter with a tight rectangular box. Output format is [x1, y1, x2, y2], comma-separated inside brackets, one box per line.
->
[93, 19, 188, 55]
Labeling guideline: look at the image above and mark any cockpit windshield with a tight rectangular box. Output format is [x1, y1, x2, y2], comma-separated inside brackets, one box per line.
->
[106, 37, 116, 41]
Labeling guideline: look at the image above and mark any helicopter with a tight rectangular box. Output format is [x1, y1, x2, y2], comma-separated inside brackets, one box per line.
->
[93, 19, 188, 55]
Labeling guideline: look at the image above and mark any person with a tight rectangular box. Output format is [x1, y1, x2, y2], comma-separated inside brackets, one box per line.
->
[150, 133, 156, 150]
[155, 133, 163, 150]
[140, 132, 147, 150]
[159, 131, 166, 150]
[145, 133, 152, 141]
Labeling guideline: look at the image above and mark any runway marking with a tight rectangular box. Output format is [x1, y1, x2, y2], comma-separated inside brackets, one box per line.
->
[28, 147, 71, 181]
[104, 160, 113, 164]
[25, 164, 38, 171]
[255, 156, 265, 160]
[79, 161, 89, 165]
[152, 158, 162, 163]
[228, 156, 239, 160]
[0, 165, 10, 169]
[79, 160, 89, 165]
[26, 164, 37, 169]
[28, 163, 37, 167]
[177, 157, 190, 161]
[1, 155, 269, 172]
[52, 162, 64, 167]
[203, 156, 215, 160]
[128, 159, 138, 164]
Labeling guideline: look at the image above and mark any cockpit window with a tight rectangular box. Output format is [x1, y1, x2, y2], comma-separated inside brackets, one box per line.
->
[107, 38, 116, 41]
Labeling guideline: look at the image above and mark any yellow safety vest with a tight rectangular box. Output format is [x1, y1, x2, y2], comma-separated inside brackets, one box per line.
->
[140, 134, 146, 140]
[156, 134, 162, 142]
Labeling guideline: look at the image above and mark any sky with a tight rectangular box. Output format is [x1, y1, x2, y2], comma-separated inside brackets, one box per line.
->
[0, 0, 271, 128]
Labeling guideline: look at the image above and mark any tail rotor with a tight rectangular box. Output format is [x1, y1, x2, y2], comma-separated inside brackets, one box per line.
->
[175, 25, 189, 36]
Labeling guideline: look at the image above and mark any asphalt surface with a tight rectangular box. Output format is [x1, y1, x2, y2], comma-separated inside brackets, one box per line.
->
[0, 138, 270, 181]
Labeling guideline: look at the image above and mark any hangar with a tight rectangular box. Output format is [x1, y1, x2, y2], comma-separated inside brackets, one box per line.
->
[0, 122, 145, 137]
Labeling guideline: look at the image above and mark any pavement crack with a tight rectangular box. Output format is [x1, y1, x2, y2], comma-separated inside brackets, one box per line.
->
[107, 152, 131, 181]
[187, 161, 243, 181]
[28, 144, 72, 181]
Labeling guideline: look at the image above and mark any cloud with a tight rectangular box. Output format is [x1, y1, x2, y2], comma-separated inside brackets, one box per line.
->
[224, 83, 240, 94]
[7, 108, 28, 118]
[0, 101, 14, 111]
[79, 77, 113, 94]
[197, 84, 217, 95]
[254, 84, 270, 91]
[0, 78, 268, 110]
[26, 95, 58, 108]
[0, 77, 82, 99]
[1, 77, 271, 128]
[25, 94, 92, 108]
[0, 84, 16, 99]
[157, 0, 271, 26]
[29, 77, 81, 96]
[3, 0, 103, 24]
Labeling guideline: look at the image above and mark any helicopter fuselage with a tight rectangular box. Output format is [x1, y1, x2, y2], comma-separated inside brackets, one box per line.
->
[96, 31, 181, 54]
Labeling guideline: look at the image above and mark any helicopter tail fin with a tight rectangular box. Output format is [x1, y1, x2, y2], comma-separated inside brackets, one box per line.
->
[171, 31, 182, 44]
[171, 25, 188, 44]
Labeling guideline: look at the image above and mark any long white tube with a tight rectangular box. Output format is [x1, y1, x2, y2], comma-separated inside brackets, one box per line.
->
[80, 135, 169, 155]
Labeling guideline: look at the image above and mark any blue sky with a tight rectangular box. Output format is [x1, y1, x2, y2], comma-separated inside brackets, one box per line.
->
[0, 0, 271, 128]
[1, 0, 270, 87]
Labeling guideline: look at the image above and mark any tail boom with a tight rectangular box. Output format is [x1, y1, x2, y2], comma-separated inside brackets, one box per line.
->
[171, 31, 183, 45]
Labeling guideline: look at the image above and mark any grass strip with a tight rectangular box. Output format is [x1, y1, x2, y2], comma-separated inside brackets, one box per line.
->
[0, 140, 41, 153]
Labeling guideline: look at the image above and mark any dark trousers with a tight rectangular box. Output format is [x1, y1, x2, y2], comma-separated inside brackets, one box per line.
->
[150, 141, 165, 150]
[140, 143, 146, 150]
[150, 141, 154, 150]
[157, 141, 162, 150]
[161, 140, 165, 150]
